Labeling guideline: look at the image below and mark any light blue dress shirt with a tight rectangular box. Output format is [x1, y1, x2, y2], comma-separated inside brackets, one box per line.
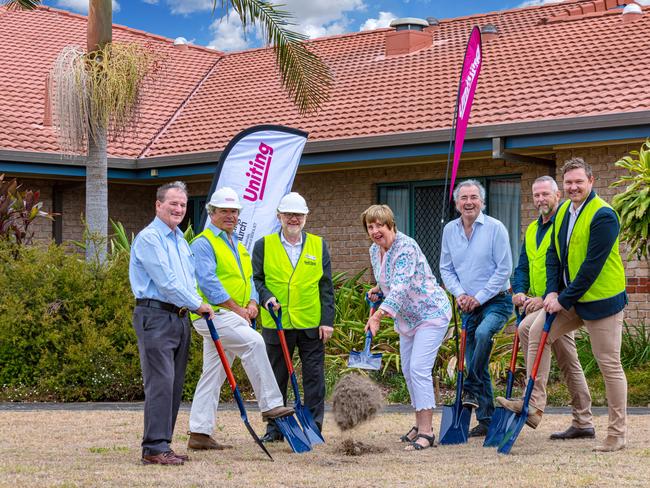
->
[439, 212, 512, 305]
[190, 223, 259, 305]
[129, 217, 202, 310]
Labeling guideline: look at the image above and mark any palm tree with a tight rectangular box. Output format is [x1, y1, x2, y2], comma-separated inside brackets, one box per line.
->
[5, 0, 332, 262]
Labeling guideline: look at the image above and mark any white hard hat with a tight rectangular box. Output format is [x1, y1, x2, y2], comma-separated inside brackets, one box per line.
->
[206, 187, 243, 210]
[277, 192, 309, 214]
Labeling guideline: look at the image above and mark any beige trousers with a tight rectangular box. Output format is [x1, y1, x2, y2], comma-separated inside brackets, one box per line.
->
[528, 308, 627, 438]
[518, 309, 593, 429]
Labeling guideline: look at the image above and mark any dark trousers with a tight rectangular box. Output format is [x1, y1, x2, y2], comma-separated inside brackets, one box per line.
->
[462, 293, 513, 425]
[262, 327, 325, 434]
[133, 306, 191, 456]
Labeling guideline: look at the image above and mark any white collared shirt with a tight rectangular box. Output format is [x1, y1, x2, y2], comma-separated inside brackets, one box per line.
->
[280, 231, 303, 268]
[564, 199, 587, 285]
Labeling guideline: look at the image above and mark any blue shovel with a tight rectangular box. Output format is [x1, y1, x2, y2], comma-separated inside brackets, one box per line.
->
[268, 307, 324, 446]
[498, 313, 556, 455]
[439, 313, 472, 445]
[484, 309, 525, 447]
[204, 317, 273, 461]
[347, 293, 384, 370]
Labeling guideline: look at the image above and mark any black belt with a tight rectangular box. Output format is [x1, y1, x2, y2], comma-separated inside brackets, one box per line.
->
[136, 299, 189, 317]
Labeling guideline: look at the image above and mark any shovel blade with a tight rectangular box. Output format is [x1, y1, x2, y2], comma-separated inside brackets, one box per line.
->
[275, 415, 312, 453]
[439, 404, 472, 445]
[497, 410, 525, 455]
[295, 402, 324, 445]
[243, 420, 274, 461]
[483, 407, 508, 447]
[347, 351, 382, 370]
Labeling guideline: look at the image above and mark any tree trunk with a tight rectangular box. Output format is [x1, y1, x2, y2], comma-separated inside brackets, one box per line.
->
[84, 0, 112, 263]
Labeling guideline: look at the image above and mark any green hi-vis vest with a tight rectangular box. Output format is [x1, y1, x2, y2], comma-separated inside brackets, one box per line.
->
[525, 219, 553, 297]
[190, 228, 252, 321]
[260, 232, 323, 330]
[553, 196, 626, 303]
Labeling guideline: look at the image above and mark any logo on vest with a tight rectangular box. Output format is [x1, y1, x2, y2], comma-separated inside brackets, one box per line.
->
[243, 142, 273, 203]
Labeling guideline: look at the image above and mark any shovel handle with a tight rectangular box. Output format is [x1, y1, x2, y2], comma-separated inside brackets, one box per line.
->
[363, 331, 373, 353]
[268, 307, 296, 376]
[529, 313, 556, 380]
[205, 317, 238, 393]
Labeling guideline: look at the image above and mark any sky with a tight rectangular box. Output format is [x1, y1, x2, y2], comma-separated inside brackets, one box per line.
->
[42, 0, 564, 51]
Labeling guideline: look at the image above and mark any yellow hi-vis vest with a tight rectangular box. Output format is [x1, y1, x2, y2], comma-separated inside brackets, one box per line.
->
[524, 219, 553, 297]
[553, 196, 626, 303]
[260, 232, 323, 329]
[190, 228, 252, 320]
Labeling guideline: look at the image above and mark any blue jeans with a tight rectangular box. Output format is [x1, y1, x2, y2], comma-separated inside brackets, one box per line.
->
[462, 293, 513, 425]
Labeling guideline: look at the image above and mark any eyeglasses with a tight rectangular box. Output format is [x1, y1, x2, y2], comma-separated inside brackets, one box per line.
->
[281, 213, 306, 219]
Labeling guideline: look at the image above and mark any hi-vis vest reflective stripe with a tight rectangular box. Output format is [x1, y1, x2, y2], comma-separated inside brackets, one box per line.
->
[260, 233, 323, 329]
[553, 197, 626, 303]
[190, 228, 252, 320]
[525, 219, 552, 297]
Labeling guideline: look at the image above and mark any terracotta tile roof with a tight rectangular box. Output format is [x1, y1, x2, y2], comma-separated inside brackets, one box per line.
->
[0, 5, 221, 158]
[1, 1, 650, 160]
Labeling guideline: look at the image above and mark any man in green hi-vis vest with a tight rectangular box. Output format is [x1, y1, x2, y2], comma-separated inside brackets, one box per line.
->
[187, 187, 294, 451]
[498, 176, 594, 439]
[507, 158, 627, 453]
[252, 192, 335, 443]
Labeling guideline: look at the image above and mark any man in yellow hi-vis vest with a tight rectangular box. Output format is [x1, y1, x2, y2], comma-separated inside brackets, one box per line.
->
[252, 192, 335, 443]
[497, 176, 594, 439]
[506, 158, 627, 452]
[187, 187, 294, 451]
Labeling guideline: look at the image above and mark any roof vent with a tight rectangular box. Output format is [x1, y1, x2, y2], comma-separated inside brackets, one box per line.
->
[386, 18, 432, 56]
[480, 24, 499, 41]
[622, 3, 643, 23]
[426, 17, 440, 26]
[173, 37, 189, 49]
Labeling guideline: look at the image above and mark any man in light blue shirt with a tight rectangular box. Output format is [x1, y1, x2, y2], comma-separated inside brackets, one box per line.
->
[130, 181, 214, 466]
[440, 179, 513, 437]
[187, 187, 293, 451]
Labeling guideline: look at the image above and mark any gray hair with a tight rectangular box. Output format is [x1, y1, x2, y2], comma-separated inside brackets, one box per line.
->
[206, 204, 239, 215]
[533, 175, 559, 192]
[156, 181, 188, 202]
[453, 179, 486, 202]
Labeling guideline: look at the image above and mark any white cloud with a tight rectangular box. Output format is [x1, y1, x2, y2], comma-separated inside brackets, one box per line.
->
[516, 0, 563, 7]
[280, 0, 365, 38]
[206, 10, 250, 52]
[55, 0, 121, 13]
[165, 0, 212, 15]
[360, 11, 396, 31]
[142, 0, 158, 5]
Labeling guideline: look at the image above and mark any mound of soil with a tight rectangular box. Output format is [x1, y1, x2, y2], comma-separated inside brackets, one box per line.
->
[331, 373, 384, 431]
[337, 439, 387, 456]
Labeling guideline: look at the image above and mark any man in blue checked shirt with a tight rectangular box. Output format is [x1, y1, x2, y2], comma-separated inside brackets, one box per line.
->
[130, 181, 215, 466]
[440, 179, 513, 437]
[186, 187, 293, 452]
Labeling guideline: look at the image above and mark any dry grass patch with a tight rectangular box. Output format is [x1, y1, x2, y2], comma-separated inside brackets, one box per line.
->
[0, 409, 648, 487]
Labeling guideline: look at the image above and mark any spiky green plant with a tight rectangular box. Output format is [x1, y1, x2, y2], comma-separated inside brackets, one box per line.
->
[611, 140, 650, 260]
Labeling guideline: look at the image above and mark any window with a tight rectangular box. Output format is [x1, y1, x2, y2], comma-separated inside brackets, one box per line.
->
[180, 195, 207, 233]
[378, 176, 520, 281]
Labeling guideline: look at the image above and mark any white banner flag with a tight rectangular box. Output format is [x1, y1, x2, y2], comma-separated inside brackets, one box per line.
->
[202, 125, 308, 251]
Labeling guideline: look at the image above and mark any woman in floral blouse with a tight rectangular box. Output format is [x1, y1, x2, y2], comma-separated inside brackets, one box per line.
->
[362, 204, 451, 451]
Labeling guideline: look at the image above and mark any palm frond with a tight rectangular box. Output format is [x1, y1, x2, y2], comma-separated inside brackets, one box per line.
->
[3, 0, 41, 10]
[220, 0, 333, 114]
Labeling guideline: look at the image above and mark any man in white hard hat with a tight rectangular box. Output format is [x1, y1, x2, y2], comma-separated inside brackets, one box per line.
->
[252, 192, 335, 443]
[187, 187, 294, 451]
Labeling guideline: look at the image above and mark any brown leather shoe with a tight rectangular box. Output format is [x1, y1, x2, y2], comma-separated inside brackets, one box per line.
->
[496, 397, 542, 429]
[593, 436, 626, 452]
[261, 405, 295, 421]
[142, 451, 184, 465]
[169, 450, 190, 461]
[188, 432, 233, 450]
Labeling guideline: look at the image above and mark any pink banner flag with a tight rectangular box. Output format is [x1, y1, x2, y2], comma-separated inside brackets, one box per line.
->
[448, 26, 482, 200]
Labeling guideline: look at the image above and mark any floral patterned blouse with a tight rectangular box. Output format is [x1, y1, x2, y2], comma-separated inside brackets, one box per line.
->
[370, 231, 451, 335]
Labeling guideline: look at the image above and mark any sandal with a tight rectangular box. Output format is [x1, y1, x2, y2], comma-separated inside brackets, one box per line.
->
[405, 433, 436, 451]
[399, 426, 418, 443]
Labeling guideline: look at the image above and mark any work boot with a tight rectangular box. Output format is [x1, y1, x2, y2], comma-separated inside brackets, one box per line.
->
[495, 397, 543, 429]
[261, 406, 294, 421]
[461, 392, 479, 409]
[550, 426, 596, 440]
[468, 423, 489, 437]
[593, 436, 626, 452]
[141, 451, 184, 465]
[261, 430, 284, 443]
[187, 432, 233, 450]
